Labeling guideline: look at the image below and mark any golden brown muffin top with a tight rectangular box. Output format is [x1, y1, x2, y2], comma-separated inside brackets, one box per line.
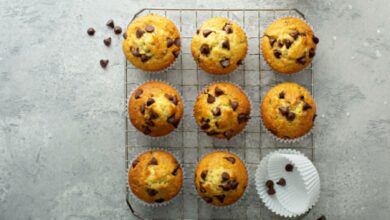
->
[261, 17, 319, 74]
[128, 81, 183, 137]
[194, 82, 251, 140]
[123, 14, 181, 72]
[129, 150, 183, 204]
[195, 151, 248, 206]
[261, 82, 316, 139]
[191, 17, 247, 75]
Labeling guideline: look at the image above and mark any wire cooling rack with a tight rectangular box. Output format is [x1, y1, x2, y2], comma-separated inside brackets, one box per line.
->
[124, 8, 315, 219]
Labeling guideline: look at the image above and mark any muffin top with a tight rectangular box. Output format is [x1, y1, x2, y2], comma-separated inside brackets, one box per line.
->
[123, 14, 181, 72]
[261, 17, 319, 74]
[194, 82, 251, 140]
[128, 81, 183, 137]
[191, 17, 247, 75]
[129, 150, 183, 204]
[195, 151, 248, 206]
[261, 82, 316, 139]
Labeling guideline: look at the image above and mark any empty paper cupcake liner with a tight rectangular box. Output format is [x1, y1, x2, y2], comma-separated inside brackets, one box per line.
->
[126, 148, 184, 208]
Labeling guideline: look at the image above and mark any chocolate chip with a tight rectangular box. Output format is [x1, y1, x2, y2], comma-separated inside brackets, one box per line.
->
[199, 185, 206, 193]
[265, 180, 274, 188]
[309, 48, 316, 58]
[228, 180, 239, 189]
[171, 164, 180, 176]
[278, 106, 289, 116]
[145, 25, 154, 33]
[297, 55, 306, 65]
[196, 29, 200, 35]
[100, 59, 109, 68]
[273, 50, 282, 59]
[167, 38, 174, 48]
[229, 100, 239, 111]
[221, 172, 230, 182]
[313, 114, 317, 122]
[167, 114, 179, 128]
[145, 118, 155, 127]
[134, 89, 143, 99]
[146, 188, 158, 197]
[220, 58, 230, 68]
[313, 36, 319, 44]
[141, 54, 151, 62]
[279, 91, 285, 99]
[285, 164, 294, 172]
[148, 157, 158, 166]
[103, 37, 111, 46]
[219, 184, 231, 191]
[278, 41, 284, 48]
[223, 130, 233, 139]
[203, 29, 212, 38]
[87, 27, 95, 36]
[237, 59, 243, 65]
[300, 95, 305, 100]
[155, 198, 164, 203]
[289, 31, 299, 40]
[287, 112, 296, 121]
[222, 39, 230, 50]
[136, 29, 145, 38]
[106, 19, 114, 28]
[201, 123, 210, 130]
[200, 44, 210, 55]
[131, 47, 141, 57]
[142, 125, 151, 134]
[215, 87, 224, 96]
[215, 194, 225, 203]
[207, 130, 219, 136]
[149, 109, 159, 119]
[238, 113, 250, 124]
[303, 102, 312, 111]
[174, 38, 181, 47]
[123, 32, 127, 39]
[203, 197, 213, 203]
[276, 178, 286, 186]
[201, 170, 208, 180]
[132, 159, 139, 168]
[212, 107, 221, 116]
[317, 215, 326, 220]
[224, 157, 236, 164]
[201, 118, 210, 123]
[165, 94, 178, 105]
[146, 98, 155, 106]
[172, 50, 180, 58]
[283, 39, 292, 49]
[114, 26, 122, 34]
[207, 94, 215, 104]
[223, 23, 233, 34]
[268, 36, 276, 47]
[267, 187, 276, 195]
[140, 104, 145, 114]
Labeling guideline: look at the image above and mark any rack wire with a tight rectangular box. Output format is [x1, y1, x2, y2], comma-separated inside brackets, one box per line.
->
[124, 8, 315, 219]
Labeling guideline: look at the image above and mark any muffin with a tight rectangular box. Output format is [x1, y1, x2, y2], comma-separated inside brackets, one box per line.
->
[191, 17, 247, 75]
[194, 151, 248, 206]
[128, 150, 183, 204]
[193, 82, 251, 140]
[123, 14, 181, 72]
[128, 81, 183, 137]
[261, 82, 316, 140]
[261, 17, 319, 74]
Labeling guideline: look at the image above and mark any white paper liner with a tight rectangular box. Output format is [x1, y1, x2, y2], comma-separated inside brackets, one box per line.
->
[126, 148, 184, 208]
[127, 80, 184, 139]
[193, 81, 253, 141]
[260, 16, 317, 75]
[192, 149, 249, 209]
[255, 149, 320, 217]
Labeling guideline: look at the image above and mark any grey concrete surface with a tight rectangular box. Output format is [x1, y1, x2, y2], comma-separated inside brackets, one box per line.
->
[0, 0, 389, 219]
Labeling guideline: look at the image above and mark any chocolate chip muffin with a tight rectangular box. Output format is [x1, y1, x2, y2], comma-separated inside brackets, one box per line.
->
[261, 82, 316, 140]
[129, 150, 183, 204]
[261, 17, 319, 74]
[194, 151, 248, 206]
[128, 81, 183, 137]
[193, 82, 251, 140]
[191, 17, 247, 75]
[123, 14, 181, 72]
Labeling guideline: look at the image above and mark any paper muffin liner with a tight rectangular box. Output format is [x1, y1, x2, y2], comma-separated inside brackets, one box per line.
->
[260, 16, 316, 75]
[192, 149, 249, 209]
[193, 81, 253, 141]
[127, 79, 184, 139]
[126, 148, 185, 208]
[255, 149, 320, 217]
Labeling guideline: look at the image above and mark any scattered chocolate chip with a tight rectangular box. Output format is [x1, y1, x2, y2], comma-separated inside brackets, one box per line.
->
[283, 39, 292, 49]
[142, 125, 151, 134]
[303, 102, 312, 111]
[207, 94, 215, 104]
[201, 118, 210, 123]
[134, 89, 143, 99]
[228, 180, 239, 190]
[223, 23, 233, 34]
[223, 130, 233, 139]
[278, 41, 284, 48]
[140, 104, 145, 114]
[273, 50, 282, 59]
[145, 118, 155, 127]
[279, 91, 285, 99]
[215, 87, 224, 96]
[285, 164, 294, 172]
[287, 112, 296, 121]
[309, 48, 316, 58]
[103, 37, 111, 46]
[167, 38, 174, 48]
[136, 29, 145, 38]
[201, 123, 210, 130]
[219, 184, 231, 191]
[146, 98, 155, 106]
[224, 157, 236, 164]
[267, 187, 276, 195]
[221, 172, 230, 182]
[131, 47, 141, 57]
[165, 94, 178, 105]
[215, 121, 219, 128]
[222, 39, 230, 50]
[313, 114, 317, 122]
[207, 130, 219, 136]
[313, 36, 319, 44]
[203, 29, 212, 38]
[196, 29, 200, 35]
[155, 198, 164, 203]
[114, 26, 122, 34]
[296, 55, 306, 65]
[317, 215, 326, 220]
[146, 188, 158, 197]
[172, 50, 180, 58]
[238, 113, 250, 124]
[199, 185, 206, 193]
[300, 95, 305, 100]
[87, 27, 95, 36]
[268, 36, 276, 47]
[132, 159, 139, 168]
[148, 157, 158, 166]
[212, 107, 221, 116]
[203, 197, 213, 203]
[215, 194, 225, 203]
[106, 19, 114, 28]
[167, 114, 179, 128]
[200, 44, 210, 55]
[265, 180, 274, 188]
[220, 58, 230, 68]
[174, 38, 181, 47]
[100, 59, 109, 68]
[149, 109, 159, 119]
[278, 106, 289, 116]
[237, 59, 243, 65]
[123, 32, 127, 39]
[171, 164, 180, 176]
[276, 178, 286, 186]
[201, 170, 208, 180]
[145, 25, 154, 33]
[289, 31, 299, 40]
[229, 100, 239, 111]
[141, 54, 151, 62]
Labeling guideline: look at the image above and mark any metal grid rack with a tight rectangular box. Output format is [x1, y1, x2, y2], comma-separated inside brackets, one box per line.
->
[124, 8, 315, 219]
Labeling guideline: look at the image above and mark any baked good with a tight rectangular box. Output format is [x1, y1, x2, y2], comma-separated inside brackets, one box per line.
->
[261, 17, 319, 74]
[128, 150, 183, 204]
[123, 14, 181, 72]
[128, 81, 183, 137]
[261, 82, 316, 139]
[194, 151, 248, 206]
[193, 82, 251, 140]
[191, 17, 247, 75]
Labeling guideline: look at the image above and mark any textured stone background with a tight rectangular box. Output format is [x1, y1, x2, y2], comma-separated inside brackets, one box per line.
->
[0, 0, 389, 219]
